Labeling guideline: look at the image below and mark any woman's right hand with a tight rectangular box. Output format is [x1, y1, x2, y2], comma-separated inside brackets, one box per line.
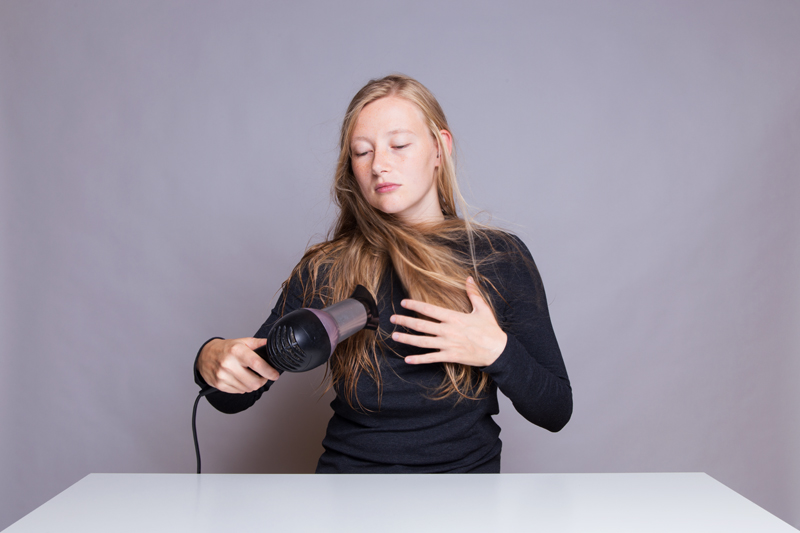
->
[197, 338, 280, 394]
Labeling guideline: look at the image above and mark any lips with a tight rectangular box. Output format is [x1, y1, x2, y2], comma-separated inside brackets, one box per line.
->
[375, 183, 400, 193]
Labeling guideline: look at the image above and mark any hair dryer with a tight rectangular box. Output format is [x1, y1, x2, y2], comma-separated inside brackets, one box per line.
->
[254, 285, 379, 373]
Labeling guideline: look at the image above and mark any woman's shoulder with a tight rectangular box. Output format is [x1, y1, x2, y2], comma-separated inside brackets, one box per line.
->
[282, 246, 337, 308]
[471, 229, 544, 294]
[470, 228, 533, 260]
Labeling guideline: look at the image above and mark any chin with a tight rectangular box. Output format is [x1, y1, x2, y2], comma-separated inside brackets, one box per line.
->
[369, 202, 403, 216]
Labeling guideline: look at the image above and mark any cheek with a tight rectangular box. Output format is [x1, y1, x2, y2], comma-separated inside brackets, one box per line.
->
[418, 152, 438, 183]
[351, 165, 373, 198]
[419, 144, 438, 171]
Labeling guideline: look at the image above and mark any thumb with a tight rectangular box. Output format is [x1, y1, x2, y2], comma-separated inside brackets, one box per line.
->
[242, 337, 268, 350]
[466, 276, 488, 313]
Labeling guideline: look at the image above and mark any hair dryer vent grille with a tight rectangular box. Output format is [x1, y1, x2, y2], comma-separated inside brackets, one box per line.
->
[267, 325, 306, 372]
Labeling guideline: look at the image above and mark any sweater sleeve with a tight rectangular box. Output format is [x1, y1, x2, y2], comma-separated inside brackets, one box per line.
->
[479, 235, 572, 432]
[193, 271, 310, 414]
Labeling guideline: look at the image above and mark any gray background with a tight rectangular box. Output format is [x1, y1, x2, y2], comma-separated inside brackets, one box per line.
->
[1, 0, 798, 529]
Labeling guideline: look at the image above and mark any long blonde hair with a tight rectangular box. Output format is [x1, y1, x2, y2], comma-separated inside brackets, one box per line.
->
[285, 74, 498, 408]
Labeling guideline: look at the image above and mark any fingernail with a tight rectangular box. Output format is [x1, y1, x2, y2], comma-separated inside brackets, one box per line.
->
[400, 300, 407, 307]
[390, 315, 396, 324]
[467, 276, 474, 284]
[392, 332, 399, 340]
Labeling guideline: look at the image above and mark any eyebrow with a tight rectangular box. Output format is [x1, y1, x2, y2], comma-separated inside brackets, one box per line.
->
[351, 129, 417, 142]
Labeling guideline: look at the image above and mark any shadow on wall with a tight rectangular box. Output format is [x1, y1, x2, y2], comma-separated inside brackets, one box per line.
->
[198, 366, 334, 474]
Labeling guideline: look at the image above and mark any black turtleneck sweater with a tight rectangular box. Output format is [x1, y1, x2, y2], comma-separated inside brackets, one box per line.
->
[194, 233, 572, 473]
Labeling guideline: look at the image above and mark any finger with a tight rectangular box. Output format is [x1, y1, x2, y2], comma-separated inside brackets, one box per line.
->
[241, 337, 268, 350]
[219, 377, 250, 394]
[391, 331, 441, 349]
[230, 341, 279, 381]
[400, 299, 451, 322]
[405, 352, 459, 365]
[235, 366, 271, 391]
[215, 366, 258, 394]
[390, 314, 441, 335]
[246, 353, 280, 381]
[220, 377, 259, 395]
[405, 350, 488, 366]
[465, 276, 489, 313]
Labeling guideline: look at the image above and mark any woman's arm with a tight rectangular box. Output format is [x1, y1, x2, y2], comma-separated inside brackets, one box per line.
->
[478, 234, 572, 431]
[193, 272, 309, 414]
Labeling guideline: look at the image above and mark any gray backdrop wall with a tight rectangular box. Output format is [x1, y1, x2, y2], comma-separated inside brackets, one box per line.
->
[1, 0, 798, 529]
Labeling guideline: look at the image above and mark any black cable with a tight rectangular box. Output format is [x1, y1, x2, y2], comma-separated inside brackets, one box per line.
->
[192, 387, 216, 474]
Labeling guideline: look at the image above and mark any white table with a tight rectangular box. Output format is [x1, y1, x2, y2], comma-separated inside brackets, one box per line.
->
[4, 473, 796, 532]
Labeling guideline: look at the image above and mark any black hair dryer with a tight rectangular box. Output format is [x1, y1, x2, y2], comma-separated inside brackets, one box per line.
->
[254, 285, 379, 373]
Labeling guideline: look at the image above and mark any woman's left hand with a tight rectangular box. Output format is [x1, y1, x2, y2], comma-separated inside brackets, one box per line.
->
[390, 277, 508, 367]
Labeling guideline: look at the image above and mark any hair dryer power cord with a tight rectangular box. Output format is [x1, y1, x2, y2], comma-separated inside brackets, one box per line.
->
[192, 387, 216, 474]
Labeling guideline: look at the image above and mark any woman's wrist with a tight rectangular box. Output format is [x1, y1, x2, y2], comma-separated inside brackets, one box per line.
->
[194, 337, 224, 388]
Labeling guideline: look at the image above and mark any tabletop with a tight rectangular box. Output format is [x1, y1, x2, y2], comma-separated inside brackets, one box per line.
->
[4, 472, 797, 532]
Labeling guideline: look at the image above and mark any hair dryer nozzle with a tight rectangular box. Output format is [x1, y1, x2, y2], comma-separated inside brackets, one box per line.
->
[348, 285, 380, 331]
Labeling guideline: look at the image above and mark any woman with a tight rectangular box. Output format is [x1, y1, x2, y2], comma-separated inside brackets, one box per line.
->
[194, 74, 572, 473]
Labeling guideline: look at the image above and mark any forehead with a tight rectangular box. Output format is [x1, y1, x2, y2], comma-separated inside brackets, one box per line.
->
[351, 96, 429, 140]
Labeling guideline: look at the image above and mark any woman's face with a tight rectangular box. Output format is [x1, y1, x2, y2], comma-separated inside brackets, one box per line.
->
[350, 96, 451, 224]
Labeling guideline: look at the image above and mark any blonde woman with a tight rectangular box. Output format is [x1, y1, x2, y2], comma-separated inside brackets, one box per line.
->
[195, 74, 572, 473]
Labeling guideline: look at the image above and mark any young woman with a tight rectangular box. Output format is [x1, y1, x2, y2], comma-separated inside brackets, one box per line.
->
[194, 74, 572, 473]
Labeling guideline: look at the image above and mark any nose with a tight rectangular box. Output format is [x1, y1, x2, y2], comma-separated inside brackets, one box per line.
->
[371, 147, 390, 175]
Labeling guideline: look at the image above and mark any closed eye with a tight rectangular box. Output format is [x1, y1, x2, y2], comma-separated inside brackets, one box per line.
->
[394, 144, 409, 150]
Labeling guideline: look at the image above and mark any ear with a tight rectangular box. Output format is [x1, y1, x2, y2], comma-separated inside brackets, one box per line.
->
[438, 129, 453, 158]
